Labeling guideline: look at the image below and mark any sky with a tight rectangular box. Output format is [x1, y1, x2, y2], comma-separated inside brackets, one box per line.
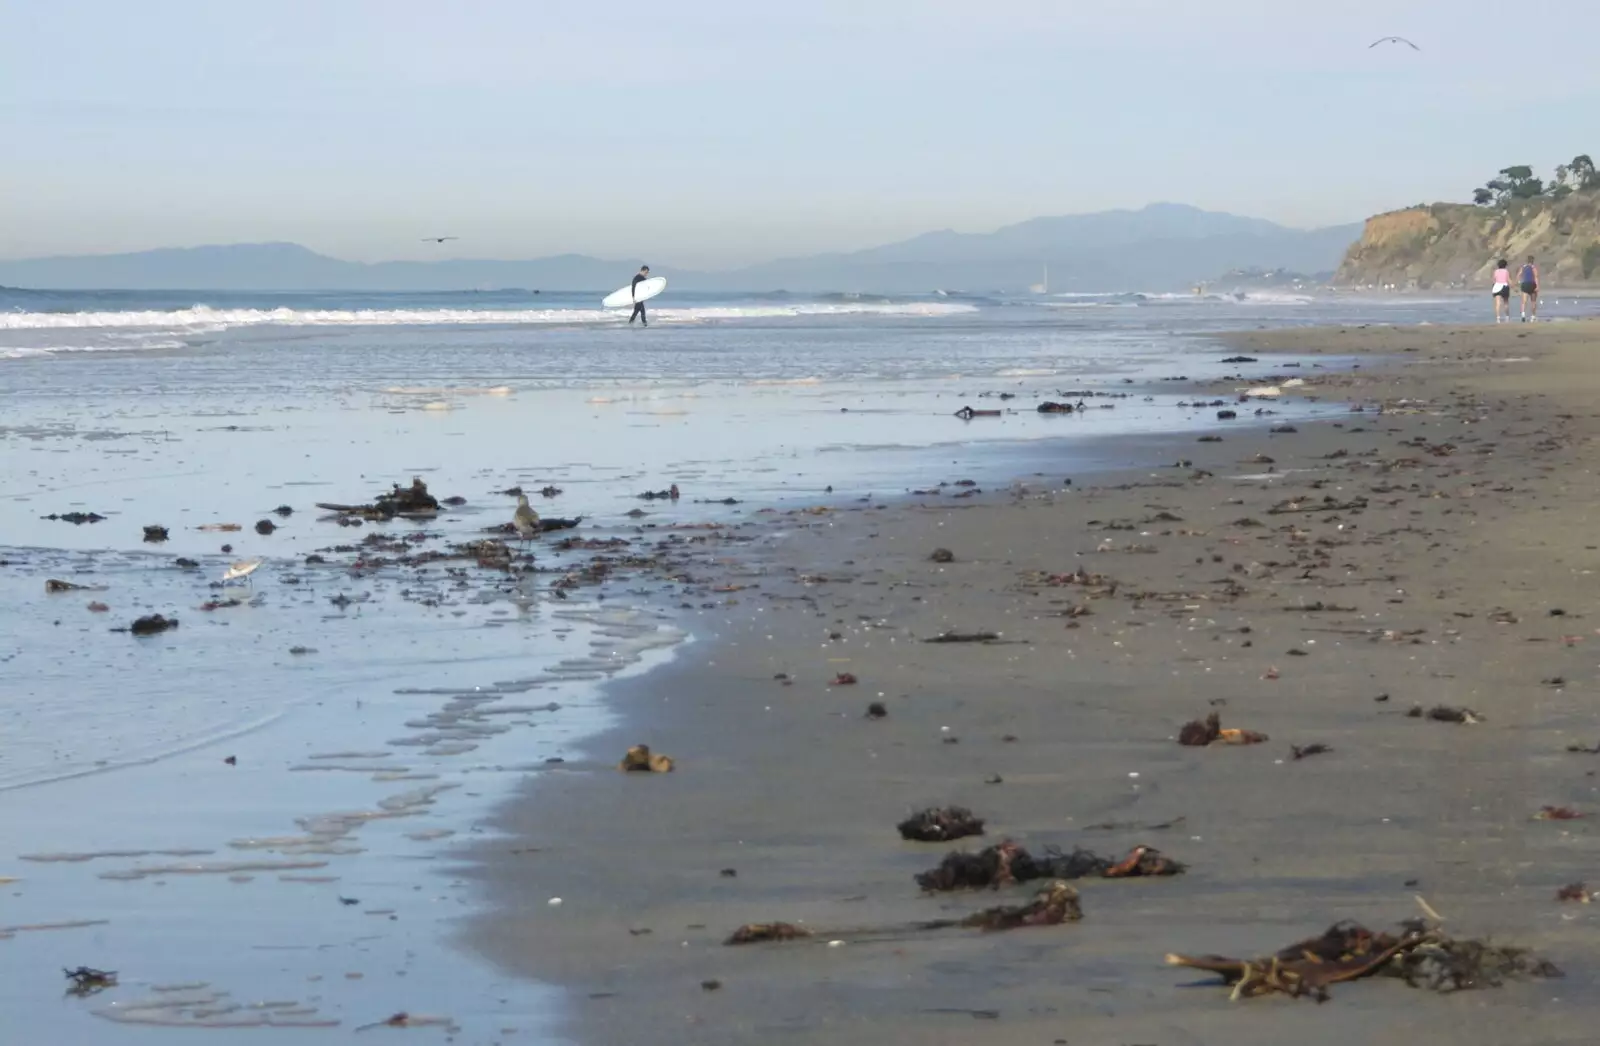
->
[4, 0, 1600, 268]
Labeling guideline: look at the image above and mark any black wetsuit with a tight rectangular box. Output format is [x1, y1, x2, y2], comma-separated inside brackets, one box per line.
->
[629, 272, 649, 325]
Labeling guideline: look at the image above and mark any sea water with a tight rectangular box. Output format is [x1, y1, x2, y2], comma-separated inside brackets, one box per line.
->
[1, 286, 1595, 1043]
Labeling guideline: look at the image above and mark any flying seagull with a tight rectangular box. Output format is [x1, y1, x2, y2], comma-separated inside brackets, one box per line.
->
[421, 236, 459, 243]
[1369, 36, 1420, 50]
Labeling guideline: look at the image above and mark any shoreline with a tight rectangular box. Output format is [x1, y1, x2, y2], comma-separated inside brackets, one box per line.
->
[463, 319, 1600, 1045]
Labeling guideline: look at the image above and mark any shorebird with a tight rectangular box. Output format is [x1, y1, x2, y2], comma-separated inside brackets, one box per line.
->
[421, 236, 459, 243]
[512, 495, 541, 546]
[1369, 36, 1419, 49]
[222, 558, 264, 586]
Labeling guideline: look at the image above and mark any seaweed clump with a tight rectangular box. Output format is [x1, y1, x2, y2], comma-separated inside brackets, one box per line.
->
[897, 806, 985, 842]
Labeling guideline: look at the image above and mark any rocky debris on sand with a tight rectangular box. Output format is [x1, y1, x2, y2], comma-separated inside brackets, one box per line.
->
[725, 881, 1082, 947]
[619, 744, 674, 773]
[1556, 882, 1592, 902]
[1037, 401, 1077, 413]
[87, 602, 109, 612]
[1178, 711, 1268, 746]
[1535, 806, 1584, 821]
[175, 558, 200, 569]
[255, 519, 276, 535]
[272, 504, 294, 517]
[1291, 743, 1333, 760]
[126, 614, 179, 636]
[43, 512, 106, 525]
[898, 806, 985, 843]
[63, 966, 117, 996]
[830, 672, 858, 686]
[1168, 920, 1560, 1001]
[865, 702, 887, 719]
[1406, 704, 1482, 725]
[1216, 410, 1237, 420]
[1221, 355, 1258, 364]
[316, 476, 440, 520]
[725, 922, 812, 945]
[929, 547, 955, 563]
[143, 525, 169, 542]
[923, 631, 1000, 644]
[45, 579, 89, 593]
[916, 842, 1185, 891]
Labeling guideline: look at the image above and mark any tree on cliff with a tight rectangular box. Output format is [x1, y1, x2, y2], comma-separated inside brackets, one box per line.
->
[1569, 155, 1597, 190]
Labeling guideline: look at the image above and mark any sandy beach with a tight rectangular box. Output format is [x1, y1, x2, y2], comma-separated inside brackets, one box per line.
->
[467, 320, 1600, 1045]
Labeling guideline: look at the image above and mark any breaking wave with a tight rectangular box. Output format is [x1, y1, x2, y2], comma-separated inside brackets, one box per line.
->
[0, 301, 978, 332]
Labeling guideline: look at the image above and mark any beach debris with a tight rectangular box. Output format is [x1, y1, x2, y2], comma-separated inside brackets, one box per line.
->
[45, 579, 89, 593]
[725, 880, 1082, 947]
[619, 744, 674, 773]
[954, 406, 1002, 419]
[916, 842, 1185, 891]
[898, 806, 985, 843]
[1178, 711, 1268, 746]
[538, 486, 562, 497]
[636, 485, 680, 500]
[142, 525, 169, 542]
[1244, 386, 1282, 399]
[830, 672, 858, 686]
[1169, 920, 1561, 1001]
[1216, 410, 1237, 420]
[175, 558, 199, 569]
[1535, 806, 1584, 821]
[1556, 882, 1592, 902]
[124, 614, 178, 636]
[701, 979, 722, 991]
[1406, 704, 1482, 725]
[254, 519, 276, 535]
[43, 512, 106, 525]
[726, 922, 812, 945]
[1565, 741, 1600, 754]
[1221, 356, 1257, 364]
[929, 547, 955, 563]
[922, 631, 1000, 644]
[224, 755, 237, 766]
[316, 476, 440, 520]
[865, 702, 888, 719]
[1037, 401, 1076, 413]
[87, 601, 109, 613]
[1270, 424, 1299, 434]
[1291, 743, 1333, 760]
[197, 523, 242, 532]
[289, 645, 315, 655]
[63, 966, 117, 996]
[498, 486, 524, 497]
[352, 1011, 454, 1031]
[272, 504, 294, 517]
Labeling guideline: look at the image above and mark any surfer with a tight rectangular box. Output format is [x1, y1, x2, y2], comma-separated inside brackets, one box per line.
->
[1517, 255, 1540, 322]
[629, 265, 651, 327]
[1491, 258, 1511, 323]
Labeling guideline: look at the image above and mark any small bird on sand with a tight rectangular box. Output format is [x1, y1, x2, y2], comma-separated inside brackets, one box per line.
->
[421, 236, 458, 243]
[221, 558, 264, 585]
[1369, 36, 1419, 49]
[512, 495, 541, 545]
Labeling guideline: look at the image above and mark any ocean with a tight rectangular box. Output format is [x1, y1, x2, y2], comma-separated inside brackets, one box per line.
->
[1, 285, 1594, 1041]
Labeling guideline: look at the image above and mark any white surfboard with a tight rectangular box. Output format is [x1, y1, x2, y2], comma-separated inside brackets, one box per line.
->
[602, 276, 667, 308]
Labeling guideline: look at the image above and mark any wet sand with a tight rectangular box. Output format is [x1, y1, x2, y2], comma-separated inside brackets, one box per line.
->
[468, 320, 1600, 1045]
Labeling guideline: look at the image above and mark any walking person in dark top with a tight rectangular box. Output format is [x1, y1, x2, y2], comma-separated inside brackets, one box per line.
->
[1517, 255, 1540, 322]
[629, 265, 651, 326]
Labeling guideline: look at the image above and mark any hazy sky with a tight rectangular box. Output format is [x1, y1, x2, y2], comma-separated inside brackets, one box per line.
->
[5, 0, 1599, 267]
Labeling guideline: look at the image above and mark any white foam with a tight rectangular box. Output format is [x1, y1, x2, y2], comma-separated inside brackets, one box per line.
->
[0, 340, 184, 359]
[0, 301, 978, 333]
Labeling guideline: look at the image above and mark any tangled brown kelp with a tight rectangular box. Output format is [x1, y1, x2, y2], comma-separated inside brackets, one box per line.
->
[316, 476, 440, 520]
[1167, 920, 1560, 1001]
[897, 806, 985, 842]
[618, 744, 674, 773]
[916, 842, 1185, 892]
[1178, 711, 1268, 746]
[724, 880, 1082, 946]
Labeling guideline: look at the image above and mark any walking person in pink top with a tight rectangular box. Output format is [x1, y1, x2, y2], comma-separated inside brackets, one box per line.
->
[1490, 258, 1512, 323]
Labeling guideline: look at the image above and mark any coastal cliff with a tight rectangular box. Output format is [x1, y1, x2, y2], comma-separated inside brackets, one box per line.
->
[1334, 195, 1600, 289]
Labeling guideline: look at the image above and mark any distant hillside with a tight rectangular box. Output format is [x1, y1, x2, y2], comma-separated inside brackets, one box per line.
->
[729, 204, 1359, 292]
[1336, 194, 1600, 289]
[0, 204, 1360, 293]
